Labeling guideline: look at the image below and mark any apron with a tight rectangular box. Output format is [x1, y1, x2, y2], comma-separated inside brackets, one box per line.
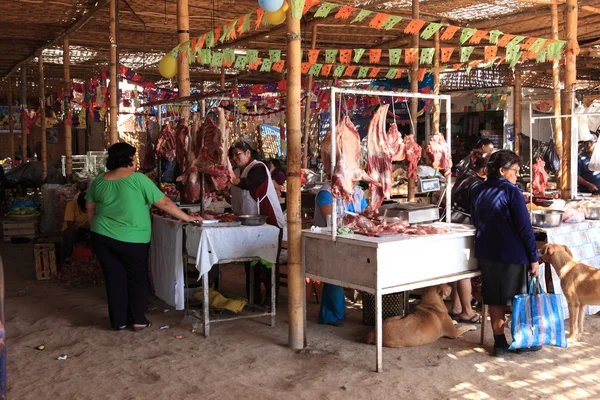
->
[313, 183, 365, 228]
[231, 159, 285, 228]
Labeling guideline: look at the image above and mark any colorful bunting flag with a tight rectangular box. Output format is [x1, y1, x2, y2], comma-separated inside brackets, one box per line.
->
[369, 67, 381, 78]
[508, 35, 526, 46]
[357, 66, 369, 78]
[405, 48, 418, 63]
[325, 49, 338, 64]
[302, 0, 320, 15]
[484, 46, 498, 62]
[308, 63, 323, 76]
[199, 49, 212, 64]
[301, 62, 311, 74]
[460, 28, 477, 44]
[334, 5, 357, 19]
[489, 30, 503, 45]
[546, 40, 566, 60]
[211, 52, 223, 67]
[369, 13, 390, 29]
[314, 2, 338, 18]
[308, 49, 320, 64]
[389, 49, 402, 65]
[421, 22, 442, 40]
[223, 49, 235, 66]
[420, 48, 435, 64]
[470, 30, 488, 44]
[351, 9, 372, 23]
[536, 48, 548, 63]
[239, 13, 252, 35]
[529, 38, 548, 54]
[255, 9, 265, 29]
[333, 65, 346, 77]
[213, 27, 222, 44]
[381, 16, 402, 30]
[353, 48, 366, 63]
[247, 50, 259, 64]
[260, 58, 273, 72]
[404, 19, 426, 34]
[417, 68, 427, 81]
[248, 58, 262, 70]
[441, 47, 454, 63]
[460, 47, 474, 62]
[205, 31, 215, 48]
[272, 60, 286, 73]
[369, 49, 382, 63]
[339, 49, 352, 65]
[440, 26, 460, 41]
[234, 55, 248, 70]
[386, 68, 398, 79]
[497, 34, 515, 47]
[343, 65, 357, 76]
[291, 0, 306, 19]
[321, 64, 333, 76]
[269, 50, 281, 62]
[521, 37, 537, 50]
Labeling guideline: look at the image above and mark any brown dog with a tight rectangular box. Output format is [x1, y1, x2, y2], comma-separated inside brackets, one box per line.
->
[540, 244, 600, 341]
[363, 284, 476, 347]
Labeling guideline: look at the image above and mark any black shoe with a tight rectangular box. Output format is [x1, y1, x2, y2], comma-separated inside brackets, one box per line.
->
[493, 343, 510, 357]
[516, 345, 542, 354]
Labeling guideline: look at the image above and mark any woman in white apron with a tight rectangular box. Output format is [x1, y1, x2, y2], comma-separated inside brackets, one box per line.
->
[230, 141, 285, 306]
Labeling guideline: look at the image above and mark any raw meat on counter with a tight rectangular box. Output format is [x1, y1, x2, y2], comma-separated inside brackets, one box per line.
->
[155, 123, 176, 161]
[404, 134, 422, 181]
[341, 214, 451, 237]
[426, 133, 452, 175]
[202, 211, 239, 222]
[367, 105, 405, 210]
[532, 157, 549, 196]
[177, 108, 235, 202]
[327, 116, 380, 203]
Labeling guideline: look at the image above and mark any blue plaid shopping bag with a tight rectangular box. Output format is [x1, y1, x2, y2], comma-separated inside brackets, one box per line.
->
[508, 277, 568, 350]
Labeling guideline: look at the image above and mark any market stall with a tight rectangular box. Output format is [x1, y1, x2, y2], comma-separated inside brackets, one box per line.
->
[150, 214, 280, 336]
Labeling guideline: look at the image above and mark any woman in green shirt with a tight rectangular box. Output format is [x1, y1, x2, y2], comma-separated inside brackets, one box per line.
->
[86, 143, 200, 331]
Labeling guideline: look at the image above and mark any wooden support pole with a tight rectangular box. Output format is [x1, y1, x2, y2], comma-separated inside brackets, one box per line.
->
[220, 67, 225, 89]
[514, 71, 522, 156]
[432, 31, 440, 134]
[302, 24, 318, 169]
[39, 54, 47, 180]
[63, 38, 73, 181]
[177, 0, 190, 123]
[20, 68, 28, 161]
[562, 0, 577, 198]
[551, 3, 564, 188]
[408, 0, 419, 202]
[285, 6, 304, 351]
[109, 0, 119, 145]
[8, 77, 15, 162]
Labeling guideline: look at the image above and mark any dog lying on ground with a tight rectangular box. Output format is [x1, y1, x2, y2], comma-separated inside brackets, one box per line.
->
[540, 244, 600, 342]
[363, 284, 476, 347]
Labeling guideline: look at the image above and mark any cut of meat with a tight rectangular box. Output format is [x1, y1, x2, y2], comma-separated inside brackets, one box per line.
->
[175, 121, 190, 171]
[426, 133, 452, 175]
[330, 116, 380, 203]
[142, 120, 156, 172]
[155, 123, 176, 161]
[404, 134, 422, 181]
[367, 105, 406, 210]
[177, 108, 234, 202]
[532, 157, 549, 196]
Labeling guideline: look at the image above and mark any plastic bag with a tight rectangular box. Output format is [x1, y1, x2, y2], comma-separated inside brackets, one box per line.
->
[542, 139, 560, 173]
[508, 277, 567, 350]
[589, 140, 600, 171]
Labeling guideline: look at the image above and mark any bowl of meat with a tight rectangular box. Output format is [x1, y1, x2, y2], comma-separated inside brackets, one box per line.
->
[237, 214, 268, 226]
[531, 210, 564, 228]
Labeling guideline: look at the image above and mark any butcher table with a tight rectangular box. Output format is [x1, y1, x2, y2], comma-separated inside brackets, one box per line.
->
[150, 215, 281, 336]
[302, 223, 480, 372]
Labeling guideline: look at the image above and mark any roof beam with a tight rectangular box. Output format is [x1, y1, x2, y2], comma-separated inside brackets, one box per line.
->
[3, 0, 111, 79]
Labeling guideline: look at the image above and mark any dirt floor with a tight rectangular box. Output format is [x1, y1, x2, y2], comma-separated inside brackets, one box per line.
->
[4, 241, 600, 400]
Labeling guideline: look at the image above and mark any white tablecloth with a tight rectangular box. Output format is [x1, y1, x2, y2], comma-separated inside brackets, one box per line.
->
[150, 216, 184, 310]
[185, 223, 280, 276]
[150, 215, 280, 310]
[537, 220, 600, 317]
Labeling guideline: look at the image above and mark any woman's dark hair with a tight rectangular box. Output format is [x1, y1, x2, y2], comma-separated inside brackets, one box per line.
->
[475, 138, 493, 149]
[469, 149, 489, 173]
[487, 149, 521, 179]
[106, 142, 136, 171]
[231, 141, 260, 160]
[269, 158, 283, 172]
[77, 191, 87, 211]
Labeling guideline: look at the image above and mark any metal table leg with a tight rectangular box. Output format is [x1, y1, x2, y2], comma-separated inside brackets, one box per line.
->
[203, 272, 210, 337]
[376, 290, 383, 372]
[249, 264, 254, 305]
[271, 263, 276, 327]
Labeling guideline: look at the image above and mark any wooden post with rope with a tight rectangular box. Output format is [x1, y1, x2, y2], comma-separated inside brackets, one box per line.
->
[20, 68, 27, 161]
[109, 0, 119, 145]
[39, 53, 47, 180]
[177, 0, 190, 123]
[63, 38, 73, 181]
[286, 5, 304, 350]
[432, 31, 440, 134]
[551, 3, 563, 189]
[514, 71, 522, 156]
[408, 0, 419, 202]
[562, 0, 577, 198]
[302, 25, 317, 169]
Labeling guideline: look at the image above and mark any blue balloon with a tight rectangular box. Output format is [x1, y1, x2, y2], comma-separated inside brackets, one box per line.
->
[258, 0, 284, 13]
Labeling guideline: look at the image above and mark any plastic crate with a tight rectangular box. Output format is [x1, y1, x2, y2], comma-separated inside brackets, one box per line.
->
[61, 155, 88, 177]
[87, 151, 108, 174]
[2, 220, 37, 241]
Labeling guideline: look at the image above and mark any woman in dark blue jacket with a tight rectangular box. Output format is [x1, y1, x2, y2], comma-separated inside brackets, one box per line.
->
[470, 150, 540, 356]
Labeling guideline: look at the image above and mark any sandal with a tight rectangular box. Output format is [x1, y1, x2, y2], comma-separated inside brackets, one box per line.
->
[449, 312, 461, 321]
[458, 314, 481, 324]
[132, 321, 152, 332]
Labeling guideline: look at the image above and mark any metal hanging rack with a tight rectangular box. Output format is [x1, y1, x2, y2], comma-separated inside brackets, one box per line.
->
[329, 87, 453, 242]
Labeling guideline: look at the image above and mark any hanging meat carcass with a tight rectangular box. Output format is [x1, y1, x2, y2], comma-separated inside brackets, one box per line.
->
[175, 120, 190, 171]
[532, 157, 549, 196]
[155, 122, 176, 161]
[366, 105, 406, 210]
[426, 133, 452, 176]
[328, 116, 380, 203]
[178, 108, 235, 202]
[141, 119, 156, 172]
[404, 134, 422, 181]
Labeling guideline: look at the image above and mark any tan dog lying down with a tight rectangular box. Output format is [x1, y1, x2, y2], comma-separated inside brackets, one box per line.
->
[363, 284, 476, 348]
[540, 244, 600, 342]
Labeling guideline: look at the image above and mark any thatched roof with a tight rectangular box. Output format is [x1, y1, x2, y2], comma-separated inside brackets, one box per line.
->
[1, 0, 600, 99]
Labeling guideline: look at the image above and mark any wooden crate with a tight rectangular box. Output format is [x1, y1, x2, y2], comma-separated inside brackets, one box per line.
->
[33, 243, 57, 280]
[2, 220, 37, 241]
